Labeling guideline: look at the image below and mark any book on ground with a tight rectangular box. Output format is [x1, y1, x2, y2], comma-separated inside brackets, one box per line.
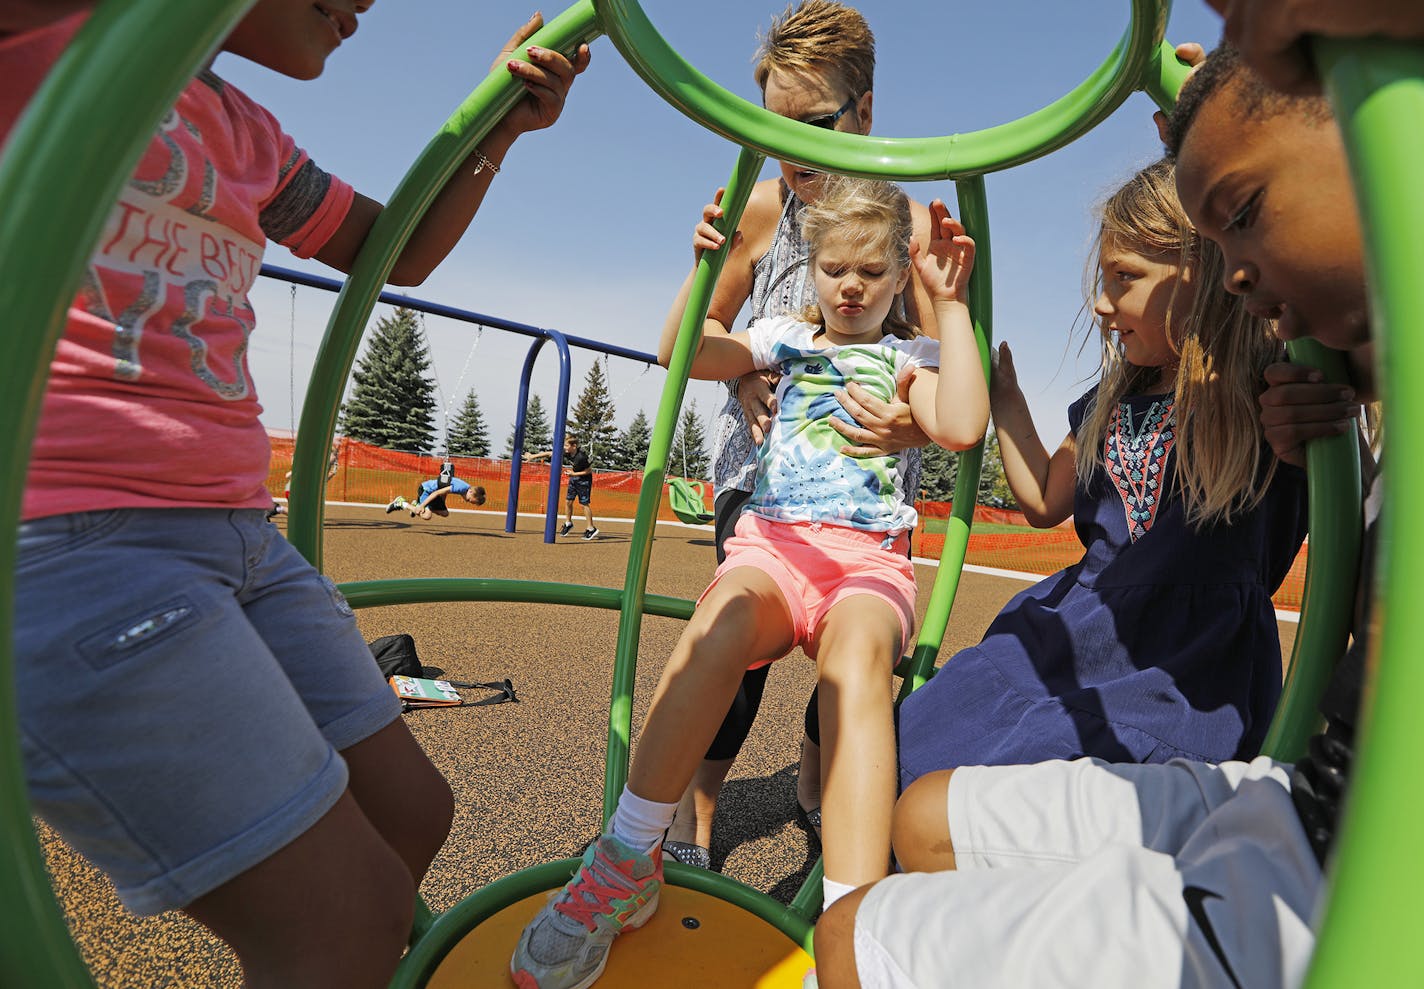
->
[389, 676, 463, 707]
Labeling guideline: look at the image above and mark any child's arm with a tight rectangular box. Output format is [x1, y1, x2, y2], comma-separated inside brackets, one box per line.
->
[418, 485, 453, 508]
[523, 450, 554, 463]
[904, 200, 991, 452]
[989, 342, 1077, 528]
[312, 14, 590, 286]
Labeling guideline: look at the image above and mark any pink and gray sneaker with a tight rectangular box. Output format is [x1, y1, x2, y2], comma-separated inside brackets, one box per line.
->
[511, 832, 663, 989]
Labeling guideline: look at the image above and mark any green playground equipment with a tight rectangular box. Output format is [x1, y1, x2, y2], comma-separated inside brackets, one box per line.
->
[666, 478, 715, 526]
[1, 0, 1417, 986]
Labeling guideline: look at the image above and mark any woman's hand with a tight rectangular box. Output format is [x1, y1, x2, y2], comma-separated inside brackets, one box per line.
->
[492, 13, 591, 138]
[910, 200, 975, 305]
[737, 370, 779, 445]
[829, 368, 930, 456]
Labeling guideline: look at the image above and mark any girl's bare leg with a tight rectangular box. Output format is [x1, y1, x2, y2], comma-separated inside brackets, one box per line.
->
[667, 757, 734, 848]
[813, 596, 900, 886]
[627, 568, 795, 803]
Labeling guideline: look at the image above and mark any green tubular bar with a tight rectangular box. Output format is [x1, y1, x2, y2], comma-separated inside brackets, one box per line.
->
[284, 0, 603, 570]
[338, 578, 693, 623]
[1306, 39, 1424, 989]
[604, 146, 764, 818]
[900, 176, 995, 697]
[0, 3, 255, 986]
[1259, 339, 1361, 762]
[594, 0, 1169, 180]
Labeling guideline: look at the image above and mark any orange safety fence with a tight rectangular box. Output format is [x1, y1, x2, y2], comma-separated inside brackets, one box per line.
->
[269, 435, 1306, 611]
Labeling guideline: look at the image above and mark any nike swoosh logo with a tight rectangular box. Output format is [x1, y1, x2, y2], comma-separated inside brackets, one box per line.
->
[1182, 885, 1243, 989]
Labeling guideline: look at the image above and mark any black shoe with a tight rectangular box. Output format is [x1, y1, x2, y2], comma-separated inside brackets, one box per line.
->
[583, 527, 599, 540]
[385, 497, 405, 515]
[559, 522, 574, 536]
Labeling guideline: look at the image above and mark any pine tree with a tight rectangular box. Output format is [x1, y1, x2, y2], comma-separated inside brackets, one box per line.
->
[978, 431, 1019, 508]
[568, 360, 619, 464]
[612, 409, 653, 472]
[446, 389, 491, 458]
[338, 308, 437, 452]
[918, 443, 959, 502]
[670, 400, 710, 480]
[503, 393, 553, 459]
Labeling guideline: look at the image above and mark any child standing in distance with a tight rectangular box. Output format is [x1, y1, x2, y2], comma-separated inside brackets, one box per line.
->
[526, 435, 599, 539]
[4, 4, 588, 987]
[667, 0, 939, 870]
[510, 177, 988, 989]
[897, 158, 1307, 790]
[811, 37, 1384, 989]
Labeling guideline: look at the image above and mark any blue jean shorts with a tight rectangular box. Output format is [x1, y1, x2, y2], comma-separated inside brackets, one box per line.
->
[566, 476, 592, 506]
[13, 508, 401, 915]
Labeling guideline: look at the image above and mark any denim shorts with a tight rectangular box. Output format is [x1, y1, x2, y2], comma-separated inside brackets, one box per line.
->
[13, 508, 400, 915]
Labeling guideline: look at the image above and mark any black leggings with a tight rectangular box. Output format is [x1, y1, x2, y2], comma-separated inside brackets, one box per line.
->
[705, 489, 820, 761]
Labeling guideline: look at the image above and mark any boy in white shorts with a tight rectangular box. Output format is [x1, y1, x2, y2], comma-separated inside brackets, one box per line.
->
[810, 4, 1409, 983]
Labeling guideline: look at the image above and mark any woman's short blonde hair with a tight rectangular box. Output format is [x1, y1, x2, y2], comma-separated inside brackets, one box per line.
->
[753, 1, 875, 101]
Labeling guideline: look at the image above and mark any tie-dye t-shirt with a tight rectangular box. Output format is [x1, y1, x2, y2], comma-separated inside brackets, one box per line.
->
[3, 15, 354, 520]
[745, 315, 939, 534]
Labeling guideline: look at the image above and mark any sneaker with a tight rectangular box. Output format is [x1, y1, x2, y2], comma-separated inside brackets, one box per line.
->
[511, 833, 662, 989]
[583, 528, 599, 540]
[559, 522, 574, 537]
[384, 496, 406, 514]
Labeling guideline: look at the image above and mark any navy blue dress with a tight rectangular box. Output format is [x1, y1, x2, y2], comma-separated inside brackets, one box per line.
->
[898, 388, 1308, 788]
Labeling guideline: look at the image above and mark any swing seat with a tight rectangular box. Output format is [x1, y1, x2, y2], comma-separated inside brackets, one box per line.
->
[667, 478, 714, 526]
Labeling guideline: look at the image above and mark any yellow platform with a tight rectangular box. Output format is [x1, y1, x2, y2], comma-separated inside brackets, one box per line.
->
[427, 885, 814, 988]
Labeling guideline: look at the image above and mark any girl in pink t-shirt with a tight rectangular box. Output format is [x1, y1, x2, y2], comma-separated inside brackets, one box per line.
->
[4, 4, 588, 986]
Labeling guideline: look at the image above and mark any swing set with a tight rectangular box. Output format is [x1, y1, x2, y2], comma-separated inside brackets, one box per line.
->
[2, 1, 1421, 986]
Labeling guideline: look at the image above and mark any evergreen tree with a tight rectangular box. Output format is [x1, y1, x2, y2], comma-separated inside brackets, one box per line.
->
[568, 360, 619, 463]
[445, 389, 491, 458]
[978, 431, 1019, 509]
[338, 308, 437, 452]
[611, 409, 653, 472]
[670, 400, 710, 480]
[918, 443, 959, 502]
[503, 393, 553, 459]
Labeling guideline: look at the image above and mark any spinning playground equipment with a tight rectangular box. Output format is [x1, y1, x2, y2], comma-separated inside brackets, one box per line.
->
[1, 1, 1419, 985]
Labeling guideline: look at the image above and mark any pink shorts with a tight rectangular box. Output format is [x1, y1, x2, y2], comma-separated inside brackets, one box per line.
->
[702, 513, 917, 667]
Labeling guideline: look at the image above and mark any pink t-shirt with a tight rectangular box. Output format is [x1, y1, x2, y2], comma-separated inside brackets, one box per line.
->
[2, 15, 355, 520]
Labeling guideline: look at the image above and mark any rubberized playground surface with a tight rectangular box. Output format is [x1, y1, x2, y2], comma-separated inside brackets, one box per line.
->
[37, 505, 1299, 988]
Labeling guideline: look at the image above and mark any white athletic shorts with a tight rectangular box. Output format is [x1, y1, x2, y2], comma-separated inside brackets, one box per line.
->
[854, 756, 1325, 988]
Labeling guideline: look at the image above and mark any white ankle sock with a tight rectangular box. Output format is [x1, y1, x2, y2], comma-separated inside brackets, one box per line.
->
[822, 878, 856, 909]
[608, 786, 678, 853]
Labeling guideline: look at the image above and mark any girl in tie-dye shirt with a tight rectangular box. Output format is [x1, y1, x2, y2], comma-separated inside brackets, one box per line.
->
[513, 176, 988, 980]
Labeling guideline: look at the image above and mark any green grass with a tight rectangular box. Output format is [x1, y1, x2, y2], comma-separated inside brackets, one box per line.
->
[920, 518, 1044, 537]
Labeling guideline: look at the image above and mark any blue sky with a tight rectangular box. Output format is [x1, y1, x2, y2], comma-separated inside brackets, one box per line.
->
[224, 0, 1223, 456]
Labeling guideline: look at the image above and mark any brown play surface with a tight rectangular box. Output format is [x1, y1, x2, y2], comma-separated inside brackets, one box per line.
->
[36, 504, 1298, 987]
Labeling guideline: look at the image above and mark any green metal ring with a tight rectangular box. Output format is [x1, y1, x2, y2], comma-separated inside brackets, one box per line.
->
[592, 0, 1171, 179]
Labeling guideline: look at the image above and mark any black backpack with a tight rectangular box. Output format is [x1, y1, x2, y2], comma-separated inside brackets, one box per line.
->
[368, 633, 422, 679]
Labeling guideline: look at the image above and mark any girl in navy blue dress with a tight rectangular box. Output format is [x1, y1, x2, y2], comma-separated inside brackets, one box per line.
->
[898, 159, 1308, 789]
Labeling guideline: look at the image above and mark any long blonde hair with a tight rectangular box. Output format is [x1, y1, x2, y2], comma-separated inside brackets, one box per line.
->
[797, 175, 919, 340]
[1075, 158, 1282, 527]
